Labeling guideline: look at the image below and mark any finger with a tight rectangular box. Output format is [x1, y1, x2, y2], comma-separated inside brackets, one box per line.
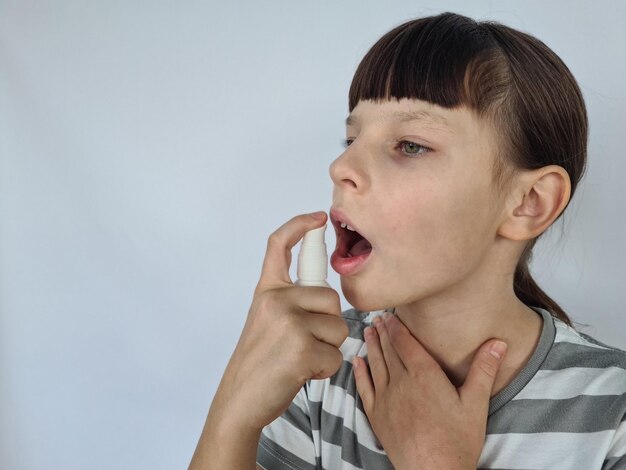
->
[307, 340, 345, 380]
[383, 312, 442, 373]
[373, 316, 406, 379]
[255, 211, 328, 292]
[364, 325, 389, 389]
[283, 284, 342, 318]
[299, 309, 350, 348]
[460, 339, 507, 413]
[352, 356, 375, 416]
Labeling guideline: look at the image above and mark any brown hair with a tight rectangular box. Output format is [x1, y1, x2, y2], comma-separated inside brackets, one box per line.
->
[349, 12, 588, 328]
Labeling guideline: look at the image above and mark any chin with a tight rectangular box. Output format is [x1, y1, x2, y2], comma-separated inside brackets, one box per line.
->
[341, 281, 389, 313]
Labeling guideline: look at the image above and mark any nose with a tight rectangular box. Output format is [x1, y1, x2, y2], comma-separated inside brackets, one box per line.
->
[328, 143, 366, 191]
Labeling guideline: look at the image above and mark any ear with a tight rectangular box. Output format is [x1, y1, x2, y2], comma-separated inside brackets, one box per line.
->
[497, 165, 571, 241]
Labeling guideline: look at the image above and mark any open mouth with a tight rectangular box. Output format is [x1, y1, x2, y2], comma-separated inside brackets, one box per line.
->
[329, 210, 374, 276]
[331, 217, 373, 258]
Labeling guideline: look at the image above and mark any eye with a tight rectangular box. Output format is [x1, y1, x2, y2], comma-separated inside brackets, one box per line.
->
[341, 138, 432, 158]
[395, 139, 432, 158]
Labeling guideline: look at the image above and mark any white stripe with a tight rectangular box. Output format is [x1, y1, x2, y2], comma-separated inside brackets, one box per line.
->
[339, 335, 366, 357]
[307, 378, 327, 402]
[320, 439, 367, 470]
[555, 323, 612, 351]
[361, 310, 386, 325]
[479, 430, 613, 469]
[261, 417, 317, 466]
[514, 366, 626, 400]
[607, 419, 626, 458]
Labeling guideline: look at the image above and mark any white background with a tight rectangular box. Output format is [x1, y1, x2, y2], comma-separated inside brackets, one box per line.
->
[1, 1, 625, 469]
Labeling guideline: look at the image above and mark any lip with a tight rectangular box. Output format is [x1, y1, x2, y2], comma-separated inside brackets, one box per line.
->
[330, 246, 373, 276]
[329, 207, 365, 240]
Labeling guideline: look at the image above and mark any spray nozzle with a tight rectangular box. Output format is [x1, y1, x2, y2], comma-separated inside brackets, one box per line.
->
[295, 224, 330, 287]
[301, 225, 326, 246]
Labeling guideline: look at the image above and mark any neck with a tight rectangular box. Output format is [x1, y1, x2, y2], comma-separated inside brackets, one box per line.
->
[393, 291, 543, 396]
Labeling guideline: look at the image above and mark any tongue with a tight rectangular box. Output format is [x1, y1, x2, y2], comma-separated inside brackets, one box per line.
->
[349, 238, 373, 256]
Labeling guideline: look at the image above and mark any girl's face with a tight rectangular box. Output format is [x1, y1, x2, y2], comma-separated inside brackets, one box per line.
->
[329, 98, 508, 312]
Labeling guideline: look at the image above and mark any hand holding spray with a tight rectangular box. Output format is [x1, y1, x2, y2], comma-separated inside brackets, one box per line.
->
[295, 221, 389, 324]
[295, 224, 330, 288]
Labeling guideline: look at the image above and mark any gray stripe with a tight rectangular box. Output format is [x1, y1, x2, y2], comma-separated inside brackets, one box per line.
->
[257, 434, 319, 470]
[602, 455, 626, 469]
[341, 307, 367, 322]
[343, 313, 367, 341]
[488, 307, 555, 415]
[487, 394, 626, 434]
[307, 399, 392, 469]
[313, 365, 367, 429]
[309, 399, 323, 431]
[542, 341, 626, 370]
[277, 401, 315, 437]
[578, 331, 625, 351]
[302, 383, 320, 426]
[329, 358, 358, 393]
[318, 407, 393, 469]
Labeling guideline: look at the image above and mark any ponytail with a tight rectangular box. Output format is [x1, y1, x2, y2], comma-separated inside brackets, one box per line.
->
[514, 239, 574, 328]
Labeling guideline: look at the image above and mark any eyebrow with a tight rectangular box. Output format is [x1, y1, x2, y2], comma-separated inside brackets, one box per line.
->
[345, 110, 451, 128]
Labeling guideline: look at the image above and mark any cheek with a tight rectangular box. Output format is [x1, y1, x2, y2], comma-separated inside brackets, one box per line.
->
[388, 184, 491, 273]
[436, 192, 496, 275]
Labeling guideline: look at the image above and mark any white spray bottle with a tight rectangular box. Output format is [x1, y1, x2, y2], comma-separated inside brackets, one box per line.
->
[295, 224, 330, 288]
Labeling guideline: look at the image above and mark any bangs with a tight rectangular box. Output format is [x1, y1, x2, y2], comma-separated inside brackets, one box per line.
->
[348, 13, 501, 114]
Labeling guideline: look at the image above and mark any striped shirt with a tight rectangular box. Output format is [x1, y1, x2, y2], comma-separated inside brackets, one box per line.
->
[256, 306, 626, 469]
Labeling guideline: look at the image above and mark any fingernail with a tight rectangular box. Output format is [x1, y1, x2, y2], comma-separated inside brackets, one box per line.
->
[352, 357, 359, 369]
[310, 211, 326, 219]
[383, 312, 392, 322]
[490, 341, 508, 359]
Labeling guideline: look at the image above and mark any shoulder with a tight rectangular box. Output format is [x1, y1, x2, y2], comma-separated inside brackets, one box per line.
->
[550, 317, 626, 371]
[541, 317, 626, 418]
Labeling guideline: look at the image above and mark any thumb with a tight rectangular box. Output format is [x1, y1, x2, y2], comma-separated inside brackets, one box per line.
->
[459, 339, 507, 410]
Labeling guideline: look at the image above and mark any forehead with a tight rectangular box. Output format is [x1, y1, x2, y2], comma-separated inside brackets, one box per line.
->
[345, 98, 479, 136]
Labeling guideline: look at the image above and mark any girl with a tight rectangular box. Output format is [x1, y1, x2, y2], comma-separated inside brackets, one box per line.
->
[191, 11, 626, 470]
